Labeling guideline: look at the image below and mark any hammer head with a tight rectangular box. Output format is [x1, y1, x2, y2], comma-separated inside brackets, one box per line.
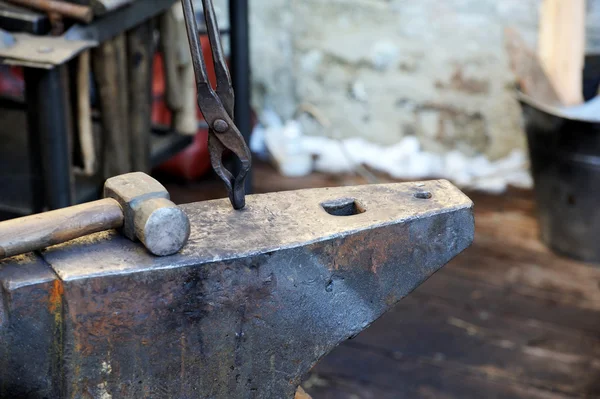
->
[104, 172, 190, 256]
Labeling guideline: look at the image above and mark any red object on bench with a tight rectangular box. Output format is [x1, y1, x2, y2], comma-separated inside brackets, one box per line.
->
[152, 35, 215, 180]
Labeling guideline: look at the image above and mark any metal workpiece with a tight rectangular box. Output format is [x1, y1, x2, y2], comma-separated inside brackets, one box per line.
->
[0, 180, 474, 398]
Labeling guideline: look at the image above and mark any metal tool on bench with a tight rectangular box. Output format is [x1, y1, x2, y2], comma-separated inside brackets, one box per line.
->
[5, 0, 93, 23]
[0, 172, 190, 259]
[0, 180, 474, 398]
[181, 0, 252, 210]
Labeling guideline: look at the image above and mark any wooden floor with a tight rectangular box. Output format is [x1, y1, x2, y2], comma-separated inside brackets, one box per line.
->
[167, 162, 600, 399]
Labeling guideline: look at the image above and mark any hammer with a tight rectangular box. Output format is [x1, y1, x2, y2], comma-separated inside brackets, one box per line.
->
[0, 173, 190, 259]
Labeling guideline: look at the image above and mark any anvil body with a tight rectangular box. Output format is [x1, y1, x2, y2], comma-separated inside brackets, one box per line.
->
[0, 181, 474, 398]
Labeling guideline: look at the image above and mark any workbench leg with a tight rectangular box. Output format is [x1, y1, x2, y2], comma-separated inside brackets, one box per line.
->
[24, 66, 74, 211]
[229, 0, 253, 193]
[127, 21, 154, 173]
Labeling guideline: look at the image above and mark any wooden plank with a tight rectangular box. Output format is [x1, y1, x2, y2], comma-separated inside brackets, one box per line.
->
[308, 343, 575, 399]
[349, 294, 600, 396]
[538, 0, 586, 105]
[435, 190, 600, 333]
[415, 289, 600, 358]
[305, 289, 600, 397]
[418, 267, 600, 338]
[450, 240, 600, 312]
[302, 374, 401, 399]
[442, 206, 600, 332]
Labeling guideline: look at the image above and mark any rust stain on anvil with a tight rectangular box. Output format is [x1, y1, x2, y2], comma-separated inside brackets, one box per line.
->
[68, 277, 182, 357]
[0, 180, 474, 399]
[49, 279, 64, 314]
[325, 226, 409, 274]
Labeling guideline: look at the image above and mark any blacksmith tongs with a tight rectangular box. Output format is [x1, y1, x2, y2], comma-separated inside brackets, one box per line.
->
[181, 0, 252, 210]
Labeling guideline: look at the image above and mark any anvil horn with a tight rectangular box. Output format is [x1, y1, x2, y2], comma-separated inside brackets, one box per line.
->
[0, 180, 473, 398]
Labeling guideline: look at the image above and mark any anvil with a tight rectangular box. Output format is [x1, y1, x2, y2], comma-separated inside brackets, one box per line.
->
[0, 181, 473, 398]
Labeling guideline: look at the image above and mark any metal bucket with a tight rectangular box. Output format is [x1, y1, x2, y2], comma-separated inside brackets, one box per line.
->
[519, 93, 600, 262]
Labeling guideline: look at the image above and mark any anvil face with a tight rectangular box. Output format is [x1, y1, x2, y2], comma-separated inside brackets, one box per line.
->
[0, 181, 474, 399]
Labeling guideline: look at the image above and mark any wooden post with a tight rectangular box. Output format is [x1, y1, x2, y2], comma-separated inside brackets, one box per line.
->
[127, 21, 154, 172]
[538, 0, 586, 105]
[75, 50, 97, 176]
[92, 35, 132, 177]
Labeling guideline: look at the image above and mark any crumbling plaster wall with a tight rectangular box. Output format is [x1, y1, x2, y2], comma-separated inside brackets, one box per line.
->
[249, 0, 544, 160]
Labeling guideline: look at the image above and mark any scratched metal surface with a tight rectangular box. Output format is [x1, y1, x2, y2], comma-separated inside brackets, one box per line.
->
[0, 181, 474, 398]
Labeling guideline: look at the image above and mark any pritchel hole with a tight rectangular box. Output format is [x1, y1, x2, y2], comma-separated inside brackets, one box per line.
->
[321, 198, 366, 216]
[567, 194, 576, 206]
[415, 191, 433, 200]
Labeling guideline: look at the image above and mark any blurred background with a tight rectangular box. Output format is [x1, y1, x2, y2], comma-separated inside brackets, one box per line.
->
[1, 0, 600, 397]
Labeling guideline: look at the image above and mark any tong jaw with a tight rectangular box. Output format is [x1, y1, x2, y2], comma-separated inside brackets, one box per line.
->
[181, 0, 252, 210]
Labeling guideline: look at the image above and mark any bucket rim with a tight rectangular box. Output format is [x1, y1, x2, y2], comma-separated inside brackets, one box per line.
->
[517, 91, 600, 124]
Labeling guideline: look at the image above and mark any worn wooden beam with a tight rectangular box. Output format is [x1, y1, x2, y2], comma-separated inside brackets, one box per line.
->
[538, 0, 586, 105]
[92, 34, 132, 177]
[127, 21, 154, 172]
[75, 50, 97, 176]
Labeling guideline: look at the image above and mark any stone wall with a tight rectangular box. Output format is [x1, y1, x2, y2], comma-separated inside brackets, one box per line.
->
[248, 0, 547, 160]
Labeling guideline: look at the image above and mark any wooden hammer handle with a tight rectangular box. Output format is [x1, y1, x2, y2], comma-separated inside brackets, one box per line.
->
[6, 0, 93, 23]
[0, 198, 123, 260]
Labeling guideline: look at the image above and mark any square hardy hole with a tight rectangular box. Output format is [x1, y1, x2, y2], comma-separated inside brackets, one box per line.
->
[320, 197, 366, 217]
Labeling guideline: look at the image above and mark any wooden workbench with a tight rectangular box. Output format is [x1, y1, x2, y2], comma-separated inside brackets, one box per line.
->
[167, 162, 600, 398]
